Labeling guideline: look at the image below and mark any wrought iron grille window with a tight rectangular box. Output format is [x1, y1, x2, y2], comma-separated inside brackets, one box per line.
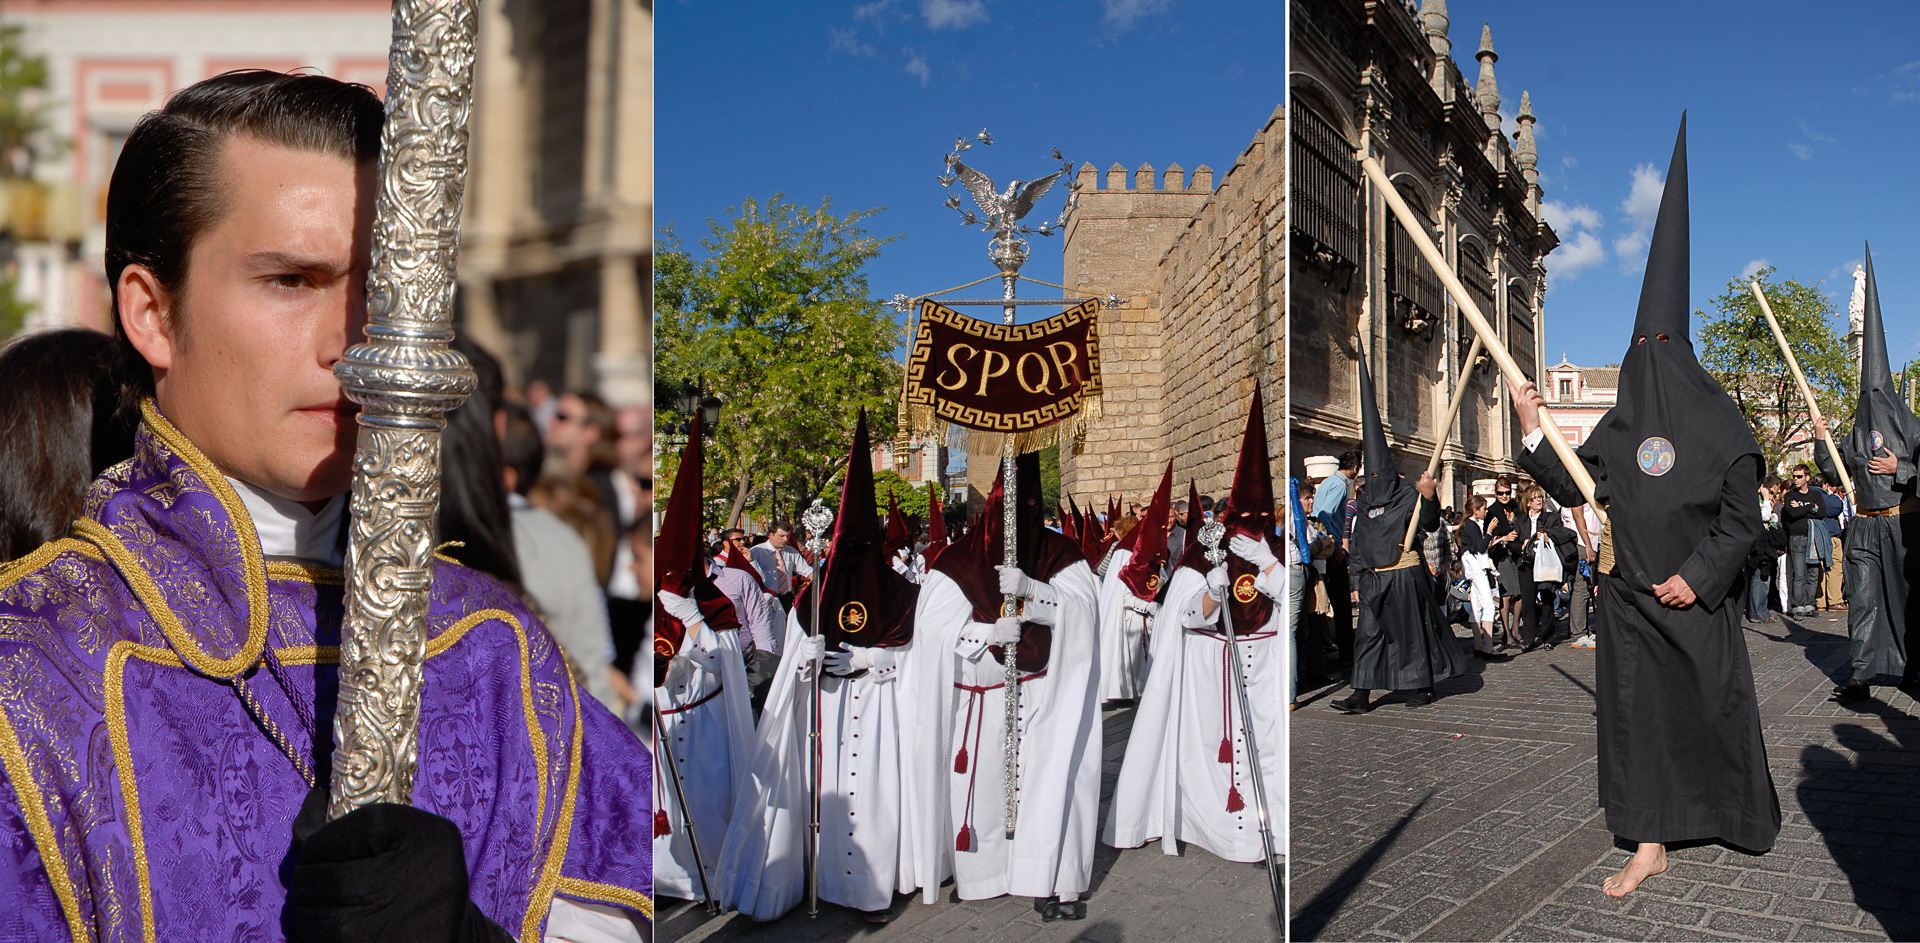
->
[1386, 198, 1442, 324]
[1458, 243, 1496, 313]
[1289, 99, 1361, 270]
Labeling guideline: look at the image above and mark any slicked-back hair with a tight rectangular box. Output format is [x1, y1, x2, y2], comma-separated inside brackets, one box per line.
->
[0, 329, 138, 561]
[104, 70, 384, 410]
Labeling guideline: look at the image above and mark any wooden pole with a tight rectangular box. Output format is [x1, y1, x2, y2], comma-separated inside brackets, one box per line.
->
[1402, 333, 1487, 553]
[1750, 281, 1856, 500]
[1358, 154, 1605, 523]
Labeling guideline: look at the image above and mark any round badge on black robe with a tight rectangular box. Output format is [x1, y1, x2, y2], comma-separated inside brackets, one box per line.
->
[1636, 437, 1675, 477]
[838, 600, 868, 634]
[1872, 430, 1885, 452]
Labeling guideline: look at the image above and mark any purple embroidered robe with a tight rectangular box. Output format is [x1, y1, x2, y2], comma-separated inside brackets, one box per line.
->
[0, 405, 651, 941]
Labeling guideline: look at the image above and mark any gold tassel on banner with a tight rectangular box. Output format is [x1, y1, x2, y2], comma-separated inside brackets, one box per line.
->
[898, 296, 1104, 457]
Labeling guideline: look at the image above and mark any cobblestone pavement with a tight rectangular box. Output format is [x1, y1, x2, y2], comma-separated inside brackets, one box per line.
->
[1290, 609, 1920, 941]
[664, 703, 1283, 943]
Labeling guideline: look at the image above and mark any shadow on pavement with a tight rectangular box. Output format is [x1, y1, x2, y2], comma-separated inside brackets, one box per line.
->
[1798, 719, 1920, 940]
[1549, 663, 1596, 702]
[1288, 791, 1432, 941]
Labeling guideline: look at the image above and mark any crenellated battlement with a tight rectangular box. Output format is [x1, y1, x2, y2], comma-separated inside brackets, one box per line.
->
[1075, 160, 1215, 194]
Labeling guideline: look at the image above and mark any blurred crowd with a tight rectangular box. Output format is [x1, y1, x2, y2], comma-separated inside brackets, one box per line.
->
[0, 327, 655, 726]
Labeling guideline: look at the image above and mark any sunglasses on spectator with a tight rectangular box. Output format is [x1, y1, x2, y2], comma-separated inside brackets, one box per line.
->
[1496, 490, 1511, 496]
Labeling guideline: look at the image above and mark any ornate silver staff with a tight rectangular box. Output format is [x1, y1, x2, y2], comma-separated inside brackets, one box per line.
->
[801, 498, 835, 917]
[1201, 521, 1284, 921]
[939, 131, 1077, 838]
[327, 0, 480, 818]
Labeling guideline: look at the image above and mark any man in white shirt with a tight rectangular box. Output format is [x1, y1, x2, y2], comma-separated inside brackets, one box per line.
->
[751, 522, 816, 610]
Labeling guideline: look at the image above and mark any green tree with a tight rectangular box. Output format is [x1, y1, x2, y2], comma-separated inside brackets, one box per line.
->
[655, 196, 904, 530]
[1695, 266, 1852, 468]
[817, 469, 944, 523]
[0, 24, 59, 180]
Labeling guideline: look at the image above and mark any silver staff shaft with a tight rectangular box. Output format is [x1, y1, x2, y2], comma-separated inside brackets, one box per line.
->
[800, 500, 833, 918]
[999, 270, 1023, 840]
[328, 0, 479, 819]
[808, 583, 823, 918]
[1220, 584, 1284, 921]
[655, 693, 720, 914]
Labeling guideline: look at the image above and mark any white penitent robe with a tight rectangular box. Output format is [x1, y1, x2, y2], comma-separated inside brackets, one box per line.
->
[716, 609, 912, 918]
[1096, 548, 1151, 702]
[899, 563, 1102, 903]
[1103, 564, 1286, 863]
[654, 618, 756, 901]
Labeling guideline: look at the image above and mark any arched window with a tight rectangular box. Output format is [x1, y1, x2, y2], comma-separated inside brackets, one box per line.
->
[1458, 240, 1495, 313]
[1289, 97, 1362, 275]
[1386, 183, 1441, 327]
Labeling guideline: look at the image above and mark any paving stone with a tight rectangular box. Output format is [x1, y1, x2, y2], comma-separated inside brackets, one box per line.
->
[1292, 610, 1898, 941]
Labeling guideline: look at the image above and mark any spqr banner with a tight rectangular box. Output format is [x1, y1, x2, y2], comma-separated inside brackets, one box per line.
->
[902, 298, 1102, 452]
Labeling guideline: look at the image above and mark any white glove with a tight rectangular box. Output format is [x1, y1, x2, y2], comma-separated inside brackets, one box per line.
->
[1206, 565, 1230, 600]
[997, 565, 1058, 607]
[997, 565, 1035, 598]
[793, 633, 825, 682]
[891, 549, 913, 577]
[659, 590, 701, 626]
[824, 643, 897, 676]
[991, 616, 1022, 645]
[1230, 534, 1278, 571]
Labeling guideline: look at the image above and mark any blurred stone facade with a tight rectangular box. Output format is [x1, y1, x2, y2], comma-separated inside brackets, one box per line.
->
[0, 0, 651, 409]
[1289, 0, 1557, 509]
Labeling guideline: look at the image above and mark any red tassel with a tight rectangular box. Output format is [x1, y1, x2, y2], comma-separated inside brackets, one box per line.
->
[1226, 786, 1245, 814]
[1218, 737, 1233, 763]
[955, 826, 972, 851]
[654, 809, 671, 837]
[954, 747, 969, 773]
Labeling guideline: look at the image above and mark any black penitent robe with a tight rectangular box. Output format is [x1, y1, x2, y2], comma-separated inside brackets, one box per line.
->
[1347, 492, 1466, 691]
[1522, 446, 1780, 851]
[1815, 441, 1918, 684]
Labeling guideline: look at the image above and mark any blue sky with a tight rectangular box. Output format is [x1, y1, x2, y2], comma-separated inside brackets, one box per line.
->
[655, 0, 1283, 324]
[1457, 1, 1920, 367]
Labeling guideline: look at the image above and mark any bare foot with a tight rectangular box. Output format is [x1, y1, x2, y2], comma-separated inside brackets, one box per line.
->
[1601, 843, 1667, 897]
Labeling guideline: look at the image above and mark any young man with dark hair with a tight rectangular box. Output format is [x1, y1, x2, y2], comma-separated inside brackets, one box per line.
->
[0, 71, 650, 940]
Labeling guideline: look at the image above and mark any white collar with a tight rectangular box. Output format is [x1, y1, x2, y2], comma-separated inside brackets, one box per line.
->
[227, 476, 347, 567]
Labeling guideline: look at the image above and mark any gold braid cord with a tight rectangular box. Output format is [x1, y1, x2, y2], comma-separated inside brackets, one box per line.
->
[328, 0, 480, 819]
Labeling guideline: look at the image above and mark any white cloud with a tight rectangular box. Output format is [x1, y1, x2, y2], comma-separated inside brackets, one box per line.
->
[902, 47, 930, 86]
[1621, 162, 1663, 231]
[1613, 232, 1649, 269]
[829, 27, 877, 57]
[1550, 231, 1605, 281]
[1614, 162, 1663, 272]
[1541, 200, 1601, 232]
[853, 0, 897, 22]
[1101, 0, 1172, 32]
[1741, 258, 1768, 280]
[1788, 142, 1813, 161]
[920, 0, 987, 29]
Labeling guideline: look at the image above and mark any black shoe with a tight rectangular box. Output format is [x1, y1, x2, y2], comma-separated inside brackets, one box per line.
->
[1330, 692, 1374, 714]
[863, 908, 895, 924]
[1405, 690, 1435, 708]
[1036, 897, 1087, 921]
[1833, 680, 1872, 702]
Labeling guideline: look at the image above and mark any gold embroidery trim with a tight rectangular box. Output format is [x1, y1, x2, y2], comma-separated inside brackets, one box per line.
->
[137, 398, 271, 669]
[554, 877, 653, 920]
[99, 608, 547, 938]
[104, 643, 157, 943]
[73, 519, 267, 679]
[0, 538, 95, 593]
[0, 698, 88, 941]
[523, 662, 583, 941]
[263, 561, 345, 585]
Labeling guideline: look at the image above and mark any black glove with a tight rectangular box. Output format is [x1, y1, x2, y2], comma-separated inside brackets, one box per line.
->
[286, 787, 514, 943]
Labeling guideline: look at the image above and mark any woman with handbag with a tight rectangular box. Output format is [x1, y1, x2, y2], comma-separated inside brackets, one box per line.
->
[1518, 487, 1576, 651]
